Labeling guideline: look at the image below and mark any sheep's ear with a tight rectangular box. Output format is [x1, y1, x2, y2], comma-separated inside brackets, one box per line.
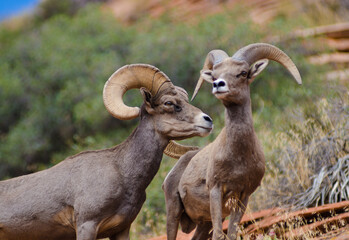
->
[248, 59, 269, 84]
[201, 70, 214, 83]
[140, 88, 155, 115]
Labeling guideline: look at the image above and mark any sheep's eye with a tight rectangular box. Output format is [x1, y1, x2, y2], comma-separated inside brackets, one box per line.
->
[237, 71, 248, 78]
[164, 101, 173, 106]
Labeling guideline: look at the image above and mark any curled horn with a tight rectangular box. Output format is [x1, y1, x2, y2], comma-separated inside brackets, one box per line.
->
[103, 64, 172, 120]
[232, 43, 302, 84]
[164, 140, 199, 159]
[191, 50, 229, 101]
[103, 64, 197, 159]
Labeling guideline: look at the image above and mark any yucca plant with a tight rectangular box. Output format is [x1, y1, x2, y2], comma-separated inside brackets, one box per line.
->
[285, 95, 349, 209]
[292, 154, 349, 209]
[254, 93, 349, 210]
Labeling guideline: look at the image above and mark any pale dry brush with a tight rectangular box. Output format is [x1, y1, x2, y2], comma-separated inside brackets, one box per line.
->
[254, 95, 348, 209]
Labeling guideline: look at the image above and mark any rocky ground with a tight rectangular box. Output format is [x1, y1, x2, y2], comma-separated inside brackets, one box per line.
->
[149, 201, 349, 240]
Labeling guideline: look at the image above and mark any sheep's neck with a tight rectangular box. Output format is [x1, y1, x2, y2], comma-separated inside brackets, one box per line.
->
[224, 100, 255, 154]
[226, 99, 253, 129]
[114, 116, 168, 191]
[217, 100, 265, 196]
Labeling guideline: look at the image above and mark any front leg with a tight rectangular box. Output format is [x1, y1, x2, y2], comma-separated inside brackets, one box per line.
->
[76, 220, 98, 240]
[110, 226, 130, 240]
[191, 221, 212, 240]
[210, 184, 225, 240]
[227, 196, 249, 240]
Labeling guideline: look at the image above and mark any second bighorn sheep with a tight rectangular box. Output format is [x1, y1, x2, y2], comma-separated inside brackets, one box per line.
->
[0, 64, 213, 240]
[163, 43, 302, 240]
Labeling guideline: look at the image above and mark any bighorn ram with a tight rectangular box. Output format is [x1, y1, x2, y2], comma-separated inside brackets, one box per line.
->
[163, 43, 302, 240]
[0, 64, 213, 240]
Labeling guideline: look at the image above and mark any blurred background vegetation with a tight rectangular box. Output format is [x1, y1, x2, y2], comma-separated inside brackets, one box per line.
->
[0, 0, 348, 238]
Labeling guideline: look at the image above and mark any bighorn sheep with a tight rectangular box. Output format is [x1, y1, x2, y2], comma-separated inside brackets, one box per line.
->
[0, 64, 213, 240]
[163, 43, 302, 240]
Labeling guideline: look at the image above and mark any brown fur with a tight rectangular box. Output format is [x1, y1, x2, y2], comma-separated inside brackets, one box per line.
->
[163, 58, 269, 240]
[0, 86, 213, 240]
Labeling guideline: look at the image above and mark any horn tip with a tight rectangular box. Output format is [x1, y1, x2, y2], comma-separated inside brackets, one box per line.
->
[294, 77, 302, 85]
[191, 93, 197, 102]
[295, 74, 302, 85]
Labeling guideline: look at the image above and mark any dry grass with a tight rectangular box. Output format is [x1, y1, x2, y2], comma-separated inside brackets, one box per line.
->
[236, 203, 349, 239]
[250, 92, 349, 211]
[291, 155, 349, 210]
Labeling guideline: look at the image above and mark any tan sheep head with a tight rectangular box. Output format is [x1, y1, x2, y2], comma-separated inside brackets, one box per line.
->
[192, 43, 302, 102]
[103, 64, 213, 159]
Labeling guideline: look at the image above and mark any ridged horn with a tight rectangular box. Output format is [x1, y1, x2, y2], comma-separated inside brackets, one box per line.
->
[232, 43, 302, 84]
[103, 64, 172, 120]
[164, 140, 199, 159]
[192, 50, 229, 101]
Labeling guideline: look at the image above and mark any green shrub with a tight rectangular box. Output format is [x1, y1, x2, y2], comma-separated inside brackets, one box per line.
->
[0, 5, 135, 175]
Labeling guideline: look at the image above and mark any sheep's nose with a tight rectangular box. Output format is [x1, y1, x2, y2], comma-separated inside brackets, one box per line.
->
[203, 114, 212, 123]
[213, 79, 226, 88]
[212, 78, 228, 94]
